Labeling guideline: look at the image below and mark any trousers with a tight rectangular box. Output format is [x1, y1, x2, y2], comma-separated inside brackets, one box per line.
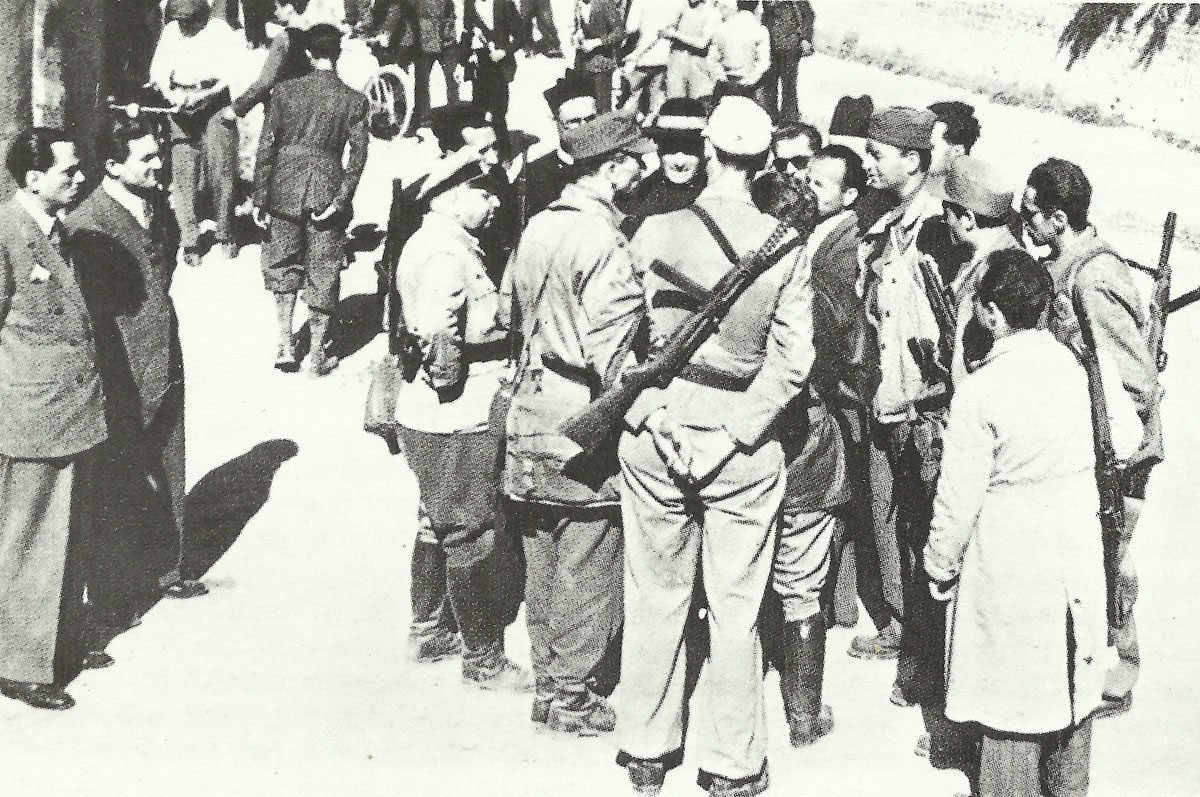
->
[1105, 488, 1146, 699]
[516, 502, 623, 698]
[413, 50, 461, 129]
[762, 49, 800, 122]
[618, 428, 781, 781]
[169, 111, 238, 253]
[772, 510, 837, 623]
[978, 718, 1093, 797]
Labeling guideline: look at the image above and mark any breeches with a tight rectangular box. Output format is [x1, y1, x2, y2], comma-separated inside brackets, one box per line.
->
[772, 509, 838, 622]
[516, 502, 623, 695]
[262, 213, 345, 313]
[618, 428, 782, 780]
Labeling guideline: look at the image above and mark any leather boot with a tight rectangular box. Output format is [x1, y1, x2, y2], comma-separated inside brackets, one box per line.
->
[780, 616, 834, 746]
[305, 310, 339, 376]
[446, 545, 531, 693]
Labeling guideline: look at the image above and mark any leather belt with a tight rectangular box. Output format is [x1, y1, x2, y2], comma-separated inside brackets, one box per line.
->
[678, 363, 753, 393]
[463, 339, 509, 364]
[913, 392, 951, 414]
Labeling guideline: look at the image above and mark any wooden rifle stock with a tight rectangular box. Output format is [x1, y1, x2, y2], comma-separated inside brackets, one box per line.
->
[1148, 211, 1176, 370]
[558, 220, 798, 451]
[1071, 291, 1125, 632]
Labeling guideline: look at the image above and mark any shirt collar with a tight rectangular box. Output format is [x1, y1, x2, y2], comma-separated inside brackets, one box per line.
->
[14, 190, 58, 237]
[557, 182, 623, 223]
[866, 185, 940, 238]
[103, 178, 151, 229]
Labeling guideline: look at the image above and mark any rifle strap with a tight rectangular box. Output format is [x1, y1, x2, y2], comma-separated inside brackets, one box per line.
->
[689, 204, 742, 265]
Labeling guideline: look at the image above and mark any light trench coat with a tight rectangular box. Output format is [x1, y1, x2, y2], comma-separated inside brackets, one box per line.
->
[925, 329, 1141, 734]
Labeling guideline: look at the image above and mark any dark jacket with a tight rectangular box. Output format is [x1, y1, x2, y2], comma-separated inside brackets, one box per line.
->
[782, 216, 879, 512]
[575, 0, 628, 74]
[414, 0, 457, 53]
[762, 0, 814, 54]
[618, 168, 706, 239]
[463, 0, 521, 81]
[254, 70, 370, 219]
[232, 27, 311, 117]
[523, 151, 571, 222]
[0, 197, 106, 459]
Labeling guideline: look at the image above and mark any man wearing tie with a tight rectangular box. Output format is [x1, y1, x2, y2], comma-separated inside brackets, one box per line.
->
[0, 129, 101, 710]
[69, 115, 208, 648]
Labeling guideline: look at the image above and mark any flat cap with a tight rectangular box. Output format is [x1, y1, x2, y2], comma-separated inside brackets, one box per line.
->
[829, 95, 874, 138]
[936, 156, 1013, 219]
[706, 96, 772, 156]
[867, 106, 935, 151]
[165, 0, 209, 21]
[562, 109, 654, 163]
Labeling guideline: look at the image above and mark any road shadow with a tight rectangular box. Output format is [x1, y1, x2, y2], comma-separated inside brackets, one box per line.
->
[183, 438, 300, 579]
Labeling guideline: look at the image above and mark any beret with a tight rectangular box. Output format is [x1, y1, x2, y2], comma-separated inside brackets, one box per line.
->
[562, 109, 655, 163]
[936, 156, 1014, 219]
[829, 95, 874, 138]
[165, 0, 209, 21]
[706, 97, 772, 157]
[867, 106, 935, 151]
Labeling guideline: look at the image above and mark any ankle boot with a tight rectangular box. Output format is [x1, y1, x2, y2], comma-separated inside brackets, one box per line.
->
[780, 616, 834, 746]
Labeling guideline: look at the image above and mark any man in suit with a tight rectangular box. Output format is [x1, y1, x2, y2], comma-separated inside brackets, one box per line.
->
[761, 0, 813, 122]
[519, 0, 563, 57]
[412, 0, 461, 130]
[70, 115, 208, 648]
[522, 70, 598, 222]
[0, 129, 101, 711]
[254, 24, 369, 375]
[573, 0, 629, 113]
[462, 0, 521, 153]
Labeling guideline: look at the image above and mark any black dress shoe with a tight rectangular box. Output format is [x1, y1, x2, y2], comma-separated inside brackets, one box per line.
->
[82, 650, 115, 670]
[164, 579, 209, 599]
[0, 679, 75, 710]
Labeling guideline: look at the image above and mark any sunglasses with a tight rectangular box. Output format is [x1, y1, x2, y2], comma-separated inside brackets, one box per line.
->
[775, 155, 810, 173]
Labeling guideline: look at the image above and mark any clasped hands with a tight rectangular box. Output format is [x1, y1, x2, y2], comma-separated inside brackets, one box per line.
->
[644, 408, 737, 485]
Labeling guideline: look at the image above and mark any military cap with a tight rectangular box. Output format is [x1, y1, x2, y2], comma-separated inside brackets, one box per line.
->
[430, 102, 491, 136]
[829, 94, 874, 138]
[706, 96, 772, 156]
[562, 109, 654, 163]
[165, 0, 209, 21]
[867, 106, 935, 151]
[936, 156, 1013, 219]
[543, 70, 593, 113]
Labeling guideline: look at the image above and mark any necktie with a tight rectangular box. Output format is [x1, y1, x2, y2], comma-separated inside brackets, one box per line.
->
[48, 220, 66, 262]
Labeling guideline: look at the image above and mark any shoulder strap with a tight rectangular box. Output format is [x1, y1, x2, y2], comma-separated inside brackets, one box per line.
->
[689, 204, 741, 265]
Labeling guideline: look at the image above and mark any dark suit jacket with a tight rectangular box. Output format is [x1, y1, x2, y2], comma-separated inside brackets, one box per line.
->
[415, 0, 457, 53]
[463, 0, 521, 81]
[67, 186, 182, 434]
[576, 0, 627, 73]
[762, 0, 814, 54]
[0, 197, 106, 459]
[254, 70, 370, 219]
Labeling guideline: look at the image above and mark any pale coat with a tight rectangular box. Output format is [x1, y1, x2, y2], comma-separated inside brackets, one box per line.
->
[500, 182, 644, 507]
[925, 329, 1141, 734]
[394, 211, 506, 435]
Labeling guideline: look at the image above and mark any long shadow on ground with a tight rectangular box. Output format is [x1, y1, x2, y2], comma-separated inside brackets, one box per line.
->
[183, 438, 300, 580]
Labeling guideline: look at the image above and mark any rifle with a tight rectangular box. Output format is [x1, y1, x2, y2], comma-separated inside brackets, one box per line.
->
[558, 219, 801, 452]
[1147, 211, 1176, 371]
[1071, 291, 1125, 632]
[917, 253, 957, 367]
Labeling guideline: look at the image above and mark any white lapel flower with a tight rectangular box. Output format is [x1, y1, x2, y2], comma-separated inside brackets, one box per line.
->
[29, 263, 51, 284]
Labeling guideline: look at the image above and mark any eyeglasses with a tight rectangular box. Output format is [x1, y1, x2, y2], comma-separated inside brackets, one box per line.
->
[775, 155, 810, 173]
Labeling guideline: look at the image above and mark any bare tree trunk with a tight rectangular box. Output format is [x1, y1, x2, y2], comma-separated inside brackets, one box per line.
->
[0, 0, 35, 197]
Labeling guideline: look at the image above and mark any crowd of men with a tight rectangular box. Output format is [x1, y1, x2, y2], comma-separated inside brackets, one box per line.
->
[0, 2, 1167, 797]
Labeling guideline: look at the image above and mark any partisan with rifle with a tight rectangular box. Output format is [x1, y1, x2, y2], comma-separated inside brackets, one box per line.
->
[1071, 290, 1125, 633]
[558, 218, 802, 453]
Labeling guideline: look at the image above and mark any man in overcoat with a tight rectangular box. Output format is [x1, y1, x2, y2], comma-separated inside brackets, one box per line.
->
[760, 0, 813, 122]
[70, 115, 208, 643]
[0, 129, 100, 710]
